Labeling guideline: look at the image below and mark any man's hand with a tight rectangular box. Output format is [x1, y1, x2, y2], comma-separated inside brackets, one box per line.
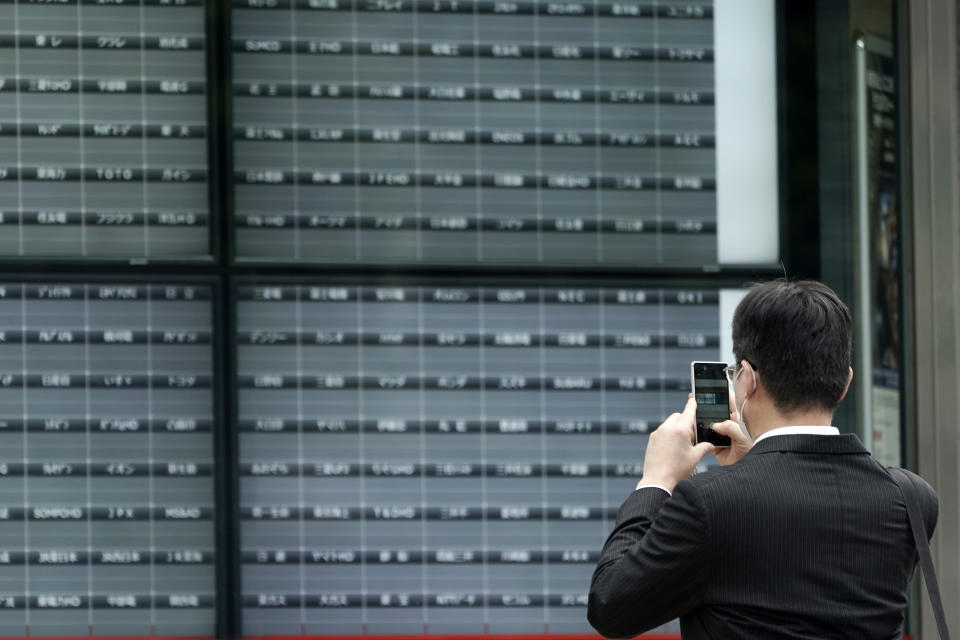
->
[635, 397, 715, 494]
[709, 420, 752, 465]
[708, 393, 752, 466]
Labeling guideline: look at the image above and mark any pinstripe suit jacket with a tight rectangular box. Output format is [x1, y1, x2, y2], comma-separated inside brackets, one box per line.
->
[587, 434, 938, 639]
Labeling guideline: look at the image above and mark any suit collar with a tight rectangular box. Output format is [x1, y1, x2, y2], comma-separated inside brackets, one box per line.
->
[745, 433, 868, 456]
[752, 425, 840, 444]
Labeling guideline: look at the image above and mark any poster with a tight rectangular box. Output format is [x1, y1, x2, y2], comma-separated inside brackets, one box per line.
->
[856, 35, 902, 467]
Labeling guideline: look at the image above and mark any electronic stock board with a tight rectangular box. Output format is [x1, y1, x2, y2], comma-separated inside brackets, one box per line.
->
[0, 0, 211, 260]
[236, 282, 744, 636]
[0, 281, 216, 637]
[232, 0, 778, 266]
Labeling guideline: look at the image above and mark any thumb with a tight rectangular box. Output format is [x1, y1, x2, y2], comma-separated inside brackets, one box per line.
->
[713, 420, 751, 447]
[692, 441, 716, 460]
[711, 419, 747, 442]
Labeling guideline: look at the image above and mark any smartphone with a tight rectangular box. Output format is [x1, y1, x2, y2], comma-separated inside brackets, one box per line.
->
[690, 361, 732, 447]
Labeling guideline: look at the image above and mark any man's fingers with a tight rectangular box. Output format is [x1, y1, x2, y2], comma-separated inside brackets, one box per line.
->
[681, 396, 697, 422]
[711, 420, 747, 442]
[708, 420, 752, 466]
[692, 441, 716, 459]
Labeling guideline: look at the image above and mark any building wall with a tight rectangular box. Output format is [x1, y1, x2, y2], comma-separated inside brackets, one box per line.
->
[906, 0, 960, 635]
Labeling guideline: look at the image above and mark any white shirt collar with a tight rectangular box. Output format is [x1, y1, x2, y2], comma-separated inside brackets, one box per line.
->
[752, 425, 840, 445]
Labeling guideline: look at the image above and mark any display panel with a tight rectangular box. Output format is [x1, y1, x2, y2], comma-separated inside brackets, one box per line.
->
[236, 282, 737, 636]
[231, 0, 778, 266]
[0, 282, 217, 637]
[0, 0, 211, 260]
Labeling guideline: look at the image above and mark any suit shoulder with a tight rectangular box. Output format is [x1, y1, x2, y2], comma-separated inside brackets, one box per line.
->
[681, 458, 782, 509]
[884, 466, 939, 537]
[899, 469, 939, 533]
[682, 463, 751, 495]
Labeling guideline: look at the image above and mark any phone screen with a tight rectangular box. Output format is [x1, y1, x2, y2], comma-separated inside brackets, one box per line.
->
[692, 362, 732, 447]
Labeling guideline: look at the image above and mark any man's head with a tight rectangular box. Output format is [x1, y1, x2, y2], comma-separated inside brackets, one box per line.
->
[732, 279, 853, 415]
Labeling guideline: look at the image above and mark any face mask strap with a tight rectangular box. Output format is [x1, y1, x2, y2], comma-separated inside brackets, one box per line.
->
[736, 365, 756, 440]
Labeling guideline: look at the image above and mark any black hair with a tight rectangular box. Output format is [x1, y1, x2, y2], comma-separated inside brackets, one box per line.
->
[732, 279, 852, 414]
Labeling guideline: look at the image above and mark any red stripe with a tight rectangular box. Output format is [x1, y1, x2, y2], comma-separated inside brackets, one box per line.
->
[242, 635, 913, 640]
[0, 634, 912, 639]
[242, 636, 675, 640]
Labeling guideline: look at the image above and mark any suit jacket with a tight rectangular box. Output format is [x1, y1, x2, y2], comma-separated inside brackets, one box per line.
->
[587, 434, 938, 639]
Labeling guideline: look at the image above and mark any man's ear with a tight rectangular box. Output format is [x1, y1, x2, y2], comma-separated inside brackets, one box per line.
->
[838, 367, 853, 402]
[741, 360, 758, 397]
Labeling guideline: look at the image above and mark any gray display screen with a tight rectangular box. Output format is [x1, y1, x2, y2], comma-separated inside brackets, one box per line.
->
[0, 283, 216, 637]
[0, 0, 210, 260]
[232, 1, 718, 265]
[237, 283, 724, 636]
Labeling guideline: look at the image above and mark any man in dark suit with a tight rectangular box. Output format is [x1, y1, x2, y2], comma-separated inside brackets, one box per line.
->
[588, 279, 938, 639]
